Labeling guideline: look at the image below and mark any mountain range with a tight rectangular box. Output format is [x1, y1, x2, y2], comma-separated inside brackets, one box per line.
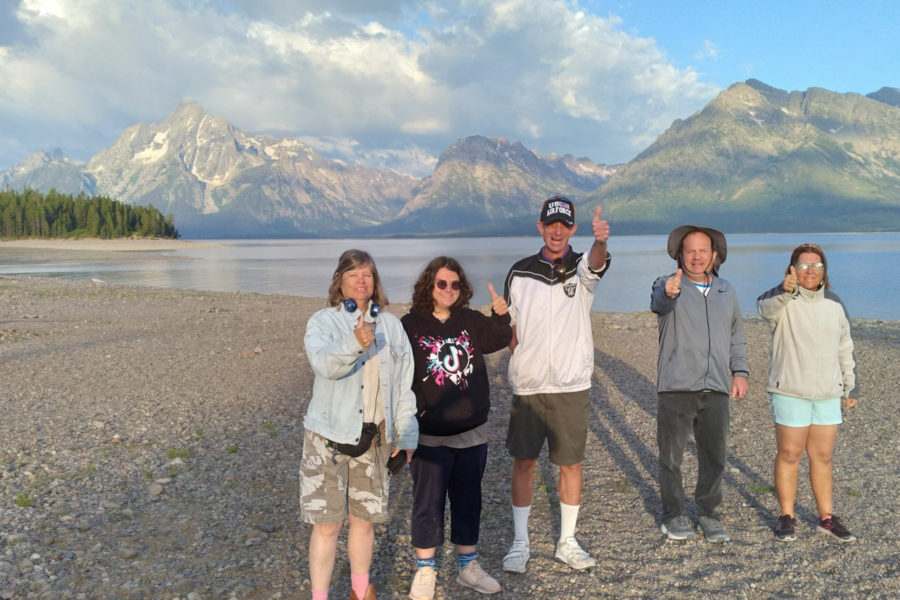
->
[587, 79, 900, 233]
[2, 79, 899, 237]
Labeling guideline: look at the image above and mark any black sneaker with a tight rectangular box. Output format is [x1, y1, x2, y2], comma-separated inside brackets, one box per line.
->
[774, 514, 797, 541]
[817, 515, 856, 543]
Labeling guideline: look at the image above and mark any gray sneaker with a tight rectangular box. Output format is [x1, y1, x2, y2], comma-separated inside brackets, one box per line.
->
[697, 516, 730, 543]
[661, 515, 695, 540]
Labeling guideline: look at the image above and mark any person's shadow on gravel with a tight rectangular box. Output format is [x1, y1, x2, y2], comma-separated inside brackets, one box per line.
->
[592, 349, 786, 531]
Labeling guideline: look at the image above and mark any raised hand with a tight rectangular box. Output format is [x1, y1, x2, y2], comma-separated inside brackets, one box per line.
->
[592, 205, 610, 243]
[666, 268, 683, 299]
[488, 282, 508, 315]
[354, 314, 375, 349]
[783, 265, 798, 293]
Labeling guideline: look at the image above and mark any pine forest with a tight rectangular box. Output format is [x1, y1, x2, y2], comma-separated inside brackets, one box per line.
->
[0, 188, 178, 239]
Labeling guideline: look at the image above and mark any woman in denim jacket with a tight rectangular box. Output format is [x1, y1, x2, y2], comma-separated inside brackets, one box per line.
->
[302, 249, 418, 600]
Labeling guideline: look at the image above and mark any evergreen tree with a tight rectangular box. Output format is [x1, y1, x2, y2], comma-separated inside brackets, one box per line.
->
[0, 188, 179, 239]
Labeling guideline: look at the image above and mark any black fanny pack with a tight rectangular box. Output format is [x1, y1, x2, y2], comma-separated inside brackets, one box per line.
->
[328, 422, 379, 457]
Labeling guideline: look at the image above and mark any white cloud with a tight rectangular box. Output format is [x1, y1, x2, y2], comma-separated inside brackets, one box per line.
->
[695, 39, 719, 61]
[0, 0, 720, 174]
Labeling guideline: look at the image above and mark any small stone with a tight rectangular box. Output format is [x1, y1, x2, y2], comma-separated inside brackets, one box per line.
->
[256, 521, 279, 533]
[148, 483, 164, 496]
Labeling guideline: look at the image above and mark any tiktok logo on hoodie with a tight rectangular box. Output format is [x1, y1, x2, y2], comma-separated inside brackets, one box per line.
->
[417, 331, 474, 388]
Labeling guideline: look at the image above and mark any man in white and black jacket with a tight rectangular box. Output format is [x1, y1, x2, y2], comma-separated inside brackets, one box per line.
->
[501, 196, 611, 574]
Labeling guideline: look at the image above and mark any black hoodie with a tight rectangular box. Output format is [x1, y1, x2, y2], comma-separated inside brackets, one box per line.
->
[401, 306, 512, 436]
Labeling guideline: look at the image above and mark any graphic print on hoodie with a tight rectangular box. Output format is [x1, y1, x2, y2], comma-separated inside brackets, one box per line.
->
[402, 306, 511, 436]
[417, 330, 474, 389]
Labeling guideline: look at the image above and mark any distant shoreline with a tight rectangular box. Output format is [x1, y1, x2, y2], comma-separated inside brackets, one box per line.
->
[0, 238, 217, 252]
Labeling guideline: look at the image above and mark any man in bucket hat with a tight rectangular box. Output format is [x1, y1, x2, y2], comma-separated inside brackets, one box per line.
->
[650, 225, 749, 543]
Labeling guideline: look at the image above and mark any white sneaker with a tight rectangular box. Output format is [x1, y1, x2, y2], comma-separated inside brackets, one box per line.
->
[456, 560, 501, 594]
[409, 566, 436, 600]
[555, 536, 596, 570]
[502, 539, 530, 573]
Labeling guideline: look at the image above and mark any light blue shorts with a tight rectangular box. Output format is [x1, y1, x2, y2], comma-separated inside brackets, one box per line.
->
[770, 393, 842, 427]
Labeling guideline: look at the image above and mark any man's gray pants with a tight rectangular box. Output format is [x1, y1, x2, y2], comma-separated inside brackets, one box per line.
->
[656, 390, 730, 525]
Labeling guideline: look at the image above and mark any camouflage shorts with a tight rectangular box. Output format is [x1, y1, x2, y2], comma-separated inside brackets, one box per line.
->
[299, 428, 390, 524]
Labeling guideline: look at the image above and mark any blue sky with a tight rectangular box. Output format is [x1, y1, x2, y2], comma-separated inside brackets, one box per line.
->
[601, 0, 899, 94]
[1, 0, 897, 177]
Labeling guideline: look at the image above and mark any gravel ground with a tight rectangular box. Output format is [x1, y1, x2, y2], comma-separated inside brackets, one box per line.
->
[1, 275, 898, 600]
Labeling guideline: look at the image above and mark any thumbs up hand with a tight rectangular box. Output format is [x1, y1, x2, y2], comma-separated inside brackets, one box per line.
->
[666, 269, 683, 299]
[592, 205, 610, 243]
[488, 283, 508, 316]
[783, 265, 798, 293]
[354, 314, 375, 348]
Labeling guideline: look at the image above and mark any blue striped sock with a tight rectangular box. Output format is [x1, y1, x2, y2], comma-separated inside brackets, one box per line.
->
[457, 551, 477, 569]
[416, 556, 436, 570]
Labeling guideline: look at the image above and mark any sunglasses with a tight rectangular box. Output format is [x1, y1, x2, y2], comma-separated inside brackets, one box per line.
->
[795, 262, 825, 272]
[435, 279, 461, 291]
[552, 259, 567, 282]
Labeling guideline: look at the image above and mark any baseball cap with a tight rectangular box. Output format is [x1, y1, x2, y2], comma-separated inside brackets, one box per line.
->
[540, 196, 575, 227]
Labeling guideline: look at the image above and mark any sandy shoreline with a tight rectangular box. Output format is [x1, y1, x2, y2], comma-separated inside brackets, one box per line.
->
[1, 275, 898, 599]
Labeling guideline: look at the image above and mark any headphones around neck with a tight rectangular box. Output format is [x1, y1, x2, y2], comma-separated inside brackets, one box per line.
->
[342, 298, 380, 318]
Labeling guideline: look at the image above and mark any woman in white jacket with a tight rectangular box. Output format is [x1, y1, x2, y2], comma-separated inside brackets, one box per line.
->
[757, 243, 859, 543]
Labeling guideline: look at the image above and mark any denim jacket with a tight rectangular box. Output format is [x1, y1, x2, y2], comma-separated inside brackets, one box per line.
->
[303, 304, 418, 450]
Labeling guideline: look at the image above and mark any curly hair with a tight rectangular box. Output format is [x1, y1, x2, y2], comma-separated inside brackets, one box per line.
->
[411, 256, 473, 313]
[786, 243, 830, 290]
[326, 249, 390, 307]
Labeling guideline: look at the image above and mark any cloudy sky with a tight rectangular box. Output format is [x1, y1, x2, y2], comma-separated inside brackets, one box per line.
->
[1, 0, 897, 176]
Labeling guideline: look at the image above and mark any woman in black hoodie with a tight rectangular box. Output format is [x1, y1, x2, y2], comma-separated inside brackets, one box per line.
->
[401, 256, 512, 599]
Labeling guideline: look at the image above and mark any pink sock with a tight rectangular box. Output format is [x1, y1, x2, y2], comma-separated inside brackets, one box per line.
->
[312, 591, 328, 600]
[351, 573, 369, 599]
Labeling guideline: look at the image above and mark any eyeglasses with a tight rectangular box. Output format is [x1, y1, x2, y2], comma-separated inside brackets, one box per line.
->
[435, 279, 461, 291]
[795, 262, 825, 272]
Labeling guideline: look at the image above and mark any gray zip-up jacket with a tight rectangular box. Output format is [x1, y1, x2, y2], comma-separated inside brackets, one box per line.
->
[651, 273, 749, 394]
[757, 283, 858, 400]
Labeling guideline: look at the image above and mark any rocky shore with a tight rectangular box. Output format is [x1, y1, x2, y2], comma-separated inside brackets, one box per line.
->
[1, 275, 898, 599]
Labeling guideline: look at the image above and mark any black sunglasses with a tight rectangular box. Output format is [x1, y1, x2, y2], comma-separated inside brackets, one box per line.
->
[436, 279, 461, 291]
[552, 259, 567, 282]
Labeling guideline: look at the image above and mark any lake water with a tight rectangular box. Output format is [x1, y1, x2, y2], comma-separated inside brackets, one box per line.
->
[3, 233, 899, 319]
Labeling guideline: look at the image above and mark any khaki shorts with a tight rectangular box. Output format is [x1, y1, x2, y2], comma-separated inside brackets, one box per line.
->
[299, 428, 390, 524]
[506, 391, 590, 466]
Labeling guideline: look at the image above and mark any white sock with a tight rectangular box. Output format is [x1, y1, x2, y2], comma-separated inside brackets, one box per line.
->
[559, 502, 580, 541]
[512, 505, 531, 543]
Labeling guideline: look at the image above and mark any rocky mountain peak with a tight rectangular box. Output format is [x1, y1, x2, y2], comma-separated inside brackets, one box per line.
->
[867, 87, 900, 109]
[165, 101, 207, 129]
